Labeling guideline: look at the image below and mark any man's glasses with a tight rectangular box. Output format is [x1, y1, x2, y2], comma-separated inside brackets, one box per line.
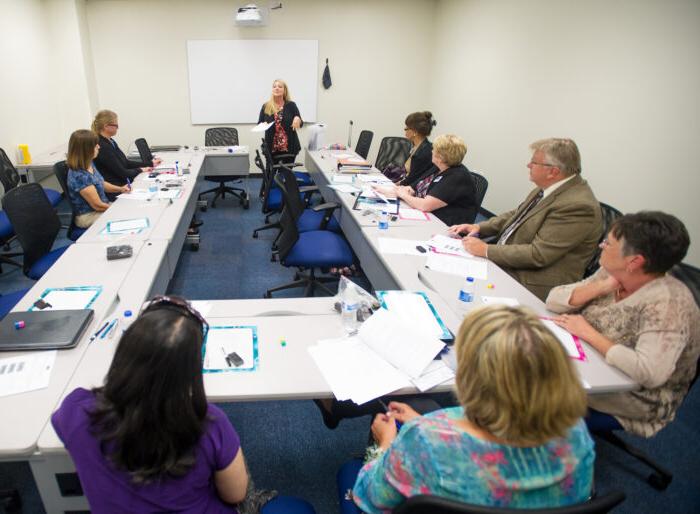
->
[143, 295, 209, 337]
[528, 161, 555, 168]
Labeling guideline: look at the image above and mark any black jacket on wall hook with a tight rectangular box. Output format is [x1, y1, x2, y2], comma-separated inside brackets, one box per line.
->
[322, 58, 332, 89]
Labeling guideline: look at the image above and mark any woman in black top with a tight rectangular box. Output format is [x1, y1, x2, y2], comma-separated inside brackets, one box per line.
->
[398, 111, 436, 188]
[91, 110, 160, 199]
[258, 79, 303, 161]
[375, 134, 478, 226]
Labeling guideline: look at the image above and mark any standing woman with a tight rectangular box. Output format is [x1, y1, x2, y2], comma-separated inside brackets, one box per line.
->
[258, 79, 303, 161]
[92, 109, 160, 199]
[66, 129, 129, 228]
[397, 111, 436, 188]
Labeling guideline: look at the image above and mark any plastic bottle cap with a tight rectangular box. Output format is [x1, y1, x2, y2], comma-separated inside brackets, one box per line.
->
[124, 310, 133, 317]
[466, 277, 475, 283]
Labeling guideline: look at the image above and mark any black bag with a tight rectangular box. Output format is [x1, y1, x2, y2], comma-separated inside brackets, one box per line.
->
[382, 164, 406, 183]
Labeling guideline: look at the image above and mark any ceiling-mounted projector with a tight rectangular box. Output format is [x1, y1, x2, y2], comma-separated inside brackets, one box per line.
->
[235, 4, 264, 26]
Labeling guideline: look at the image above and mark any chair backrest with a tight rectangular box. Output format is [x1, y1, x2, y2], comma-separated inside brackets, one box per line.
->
[275, 205, 300, 264]
[355, 130, 374, 160]
[1, 183, 61, 275]
[669, 262, 700, 389]
[134, 138, 154, 164]
[205, 127, 239, 146]
[273, 166, 305, 221]
[0, 147, 21, 194]
[375, 137, 412, 172]
[469, 171, 489, 211]
[583, 202, 623, 278]
[258, 142, 278, 213]
[393, 491, 626, 514]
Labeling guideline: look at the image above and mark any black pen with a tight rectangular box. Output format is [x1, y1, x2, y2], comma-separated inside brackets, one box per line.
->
[89, 321, 110, 344]
[377, 399, 402, 430]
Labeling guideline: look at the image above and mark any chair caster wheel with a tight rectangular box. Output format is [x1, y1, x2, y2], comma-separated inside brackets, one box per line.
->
[243, 198, 250, 209]
[190, 243, 199, 251]
[271, 255, 277, 262]
[252, 232, 259, 239]
[648, 473, 671, 490]
[200, 206, 207, 212]
[264, 292, 272, 298]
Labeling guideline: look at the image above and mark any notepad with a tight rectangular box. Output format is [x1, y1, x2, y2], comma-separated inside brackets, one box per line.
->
[106, 217, 150, 234]
[29, 286, 102, 311]
[308, 309, 445, 405]
[424, 252, 488, 280]
[118, 189, 155, 201]
[203, 326, 258, 372]
[353, 194, 400, 215]
[376, 291, 452, 341]
[540, 318, 587, 361]
[377, 237, 426, 256]
[427, 234, 471, 257]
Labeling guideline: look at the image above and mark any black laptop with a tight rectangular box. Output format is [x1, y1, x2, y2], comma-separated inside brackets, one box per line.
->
[0, 310, 94, 351]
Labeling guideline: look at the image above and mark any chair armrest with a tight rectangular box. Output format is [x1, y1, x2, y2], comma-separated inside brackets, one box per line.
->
[312, 202, 339, 230]
[299, 186, 319, 193]
[272, 162, 303, 170]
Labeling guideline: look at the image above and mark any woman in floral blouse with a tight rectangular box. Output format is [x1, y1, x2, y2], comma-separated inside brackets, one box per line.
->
[258, 79, 303, 161]
[347, 306, 594, 513]
[548, 211, 699, 437]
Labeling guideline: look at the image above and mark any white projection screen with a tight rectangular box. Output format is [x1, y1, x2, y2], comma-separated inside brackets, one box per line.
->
[187, 39, 319, 124]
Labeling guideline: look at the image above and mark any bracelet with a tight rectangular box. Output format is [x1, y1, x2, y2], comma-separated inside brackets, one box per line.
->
[364, 443, 386, 463]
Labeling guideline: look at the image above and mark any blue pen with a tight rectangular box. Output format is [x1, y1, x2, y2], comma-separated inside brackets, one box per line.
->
[377, 399, 402, 431]
[89, 321, 110, 344]
[100, 319, 117, 339]
[126, 177, 132, 190]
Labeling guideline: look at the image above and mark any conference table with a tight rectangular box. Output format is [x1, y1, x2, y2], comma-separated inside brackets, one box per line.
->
[2, 145, 635, 513]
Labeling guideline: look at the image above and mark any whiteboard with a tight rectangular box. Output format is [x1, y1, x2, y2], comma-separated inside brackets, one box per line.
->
[187, 39, 318, 124]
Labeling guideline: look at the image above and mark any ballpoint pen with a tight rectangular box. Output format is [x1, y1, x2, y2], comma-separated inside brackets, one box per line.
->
[377, 399, 402, 431]
[100, 319, 117, 340]
[88, 321, 110, 344]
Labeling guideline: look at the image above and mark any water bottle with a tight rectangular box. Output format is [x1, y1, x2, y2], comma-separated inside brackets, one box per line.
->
[121, 310, 134, 333]
[456, 277, 475, 316]
[378, 211, 389, 230]
[341, 289, 360, 335]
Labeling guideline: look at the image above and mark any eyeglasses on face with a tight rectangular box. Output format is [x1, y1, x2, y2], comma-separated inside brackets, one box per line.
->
[528, 161, 555, 168]
[144, 295, 209, 336]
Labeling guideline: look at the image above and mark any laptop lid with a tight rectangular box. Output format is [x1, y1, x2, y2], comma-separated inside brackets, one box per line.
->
[0, 310, 94, 351]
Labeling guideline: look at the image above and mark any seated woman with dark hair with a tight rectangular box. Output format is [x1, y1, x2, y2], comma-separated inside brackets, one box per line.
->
[374, 134, 478, 225]
[548, 211, 700, 437]
[51, 296, 249, 512]
[343, 306, 594, 512]
[395, 111, 436, 187]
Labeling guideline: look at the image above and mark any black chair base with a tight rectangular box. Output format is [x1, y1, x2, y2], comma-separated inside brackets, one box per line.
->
[264, 268, 338, 298]
[0, 253, 23, 273]
[199, 183, 249, 209]
[598, 431, 672, 490]
[252, 221, 281, 239]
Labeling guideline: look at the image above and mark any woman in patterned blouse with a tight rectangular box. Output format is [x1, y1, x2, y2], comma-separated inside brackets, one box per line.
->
[350, 306, 594, 513]
[66, 129, 130, 228]
[548, 211, 699, 437]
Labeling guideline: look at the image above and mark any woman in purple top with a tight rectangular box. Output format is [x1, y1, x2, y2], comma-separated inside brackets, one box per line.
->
[51, 296, 249, 513]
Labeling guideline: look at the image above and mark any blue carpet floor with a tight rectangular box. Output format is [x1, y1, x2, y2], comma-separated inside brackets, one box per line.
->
[1, 179, 699, 513]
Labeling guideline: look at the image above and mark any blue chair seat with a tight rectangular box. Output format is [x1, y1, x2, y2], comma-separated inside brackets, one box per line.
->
[68, 225, 87, 241]
[27, 245, 70, 280]
[266, 187, 282, 211]
[261, 495, 316, 514]
[0, 288, 30, 320]
[43, 188, 63, 208]
[283, 231, 353, 268]
[294, 171, 313, 186]
[297, 209, 341, 233]
[0, 212, 13, 240]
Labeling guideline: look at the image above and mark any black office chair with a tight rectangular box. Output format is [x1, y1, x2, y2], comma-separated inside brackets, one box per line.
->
[134, 137, 155, 166]
[591, 262, 700, 491]
[264, 203, 353, 298]
[1, 183, 71, 280]
[392, 491, 626, 514]
[0, 147, 63, 209]
[354, 130, 374, 159]
[274, 166, 340, 234]
[469, 171, 489, 213]
[583, 202, 623, 278]
[375, 137, 412, 172]
[252, 147, 284, 239]
[52, 161, 87, 241]
[198, 127, 249, 209]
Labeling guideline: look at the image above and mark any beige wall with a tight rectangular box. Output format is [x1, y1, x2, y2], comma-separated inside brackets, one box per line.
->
[430, 0, 699, 264]
[83, 0, 437, 162]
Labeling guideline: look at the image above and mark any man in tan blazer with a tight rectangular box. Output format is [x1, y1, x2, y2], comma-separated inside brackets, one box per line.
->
[448, 138, 602, 301]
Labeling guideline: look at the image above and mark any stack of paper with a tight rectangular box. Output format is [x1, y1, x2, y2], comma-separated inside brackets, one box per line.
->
[377, 237, 426, 256]
[118, 189, 156, 201]
[376, 291, 450, 340]
[337, 157, 372, 173]
[307, 309, 445, 405]
[427, 234, 472, 257]
[251, 122, 273, 133]
[425, 252, 488, 280]
[540, 319, 587, 361]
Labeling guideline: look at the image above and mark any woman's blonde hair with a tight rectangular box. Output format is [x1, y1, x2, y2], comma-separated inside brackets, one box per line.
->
[432, 134, 467, 167]
[263, 79, 291, 116]
[455, 306, 587, 445]
[91, 109, 118, 134]
[67, 129, 99, 171]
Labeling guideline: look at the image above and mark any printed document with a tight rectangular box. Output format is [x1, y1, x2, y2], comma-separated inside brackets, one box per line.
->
[425, 252, 488, 280]
[0, 351, 56, 398]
